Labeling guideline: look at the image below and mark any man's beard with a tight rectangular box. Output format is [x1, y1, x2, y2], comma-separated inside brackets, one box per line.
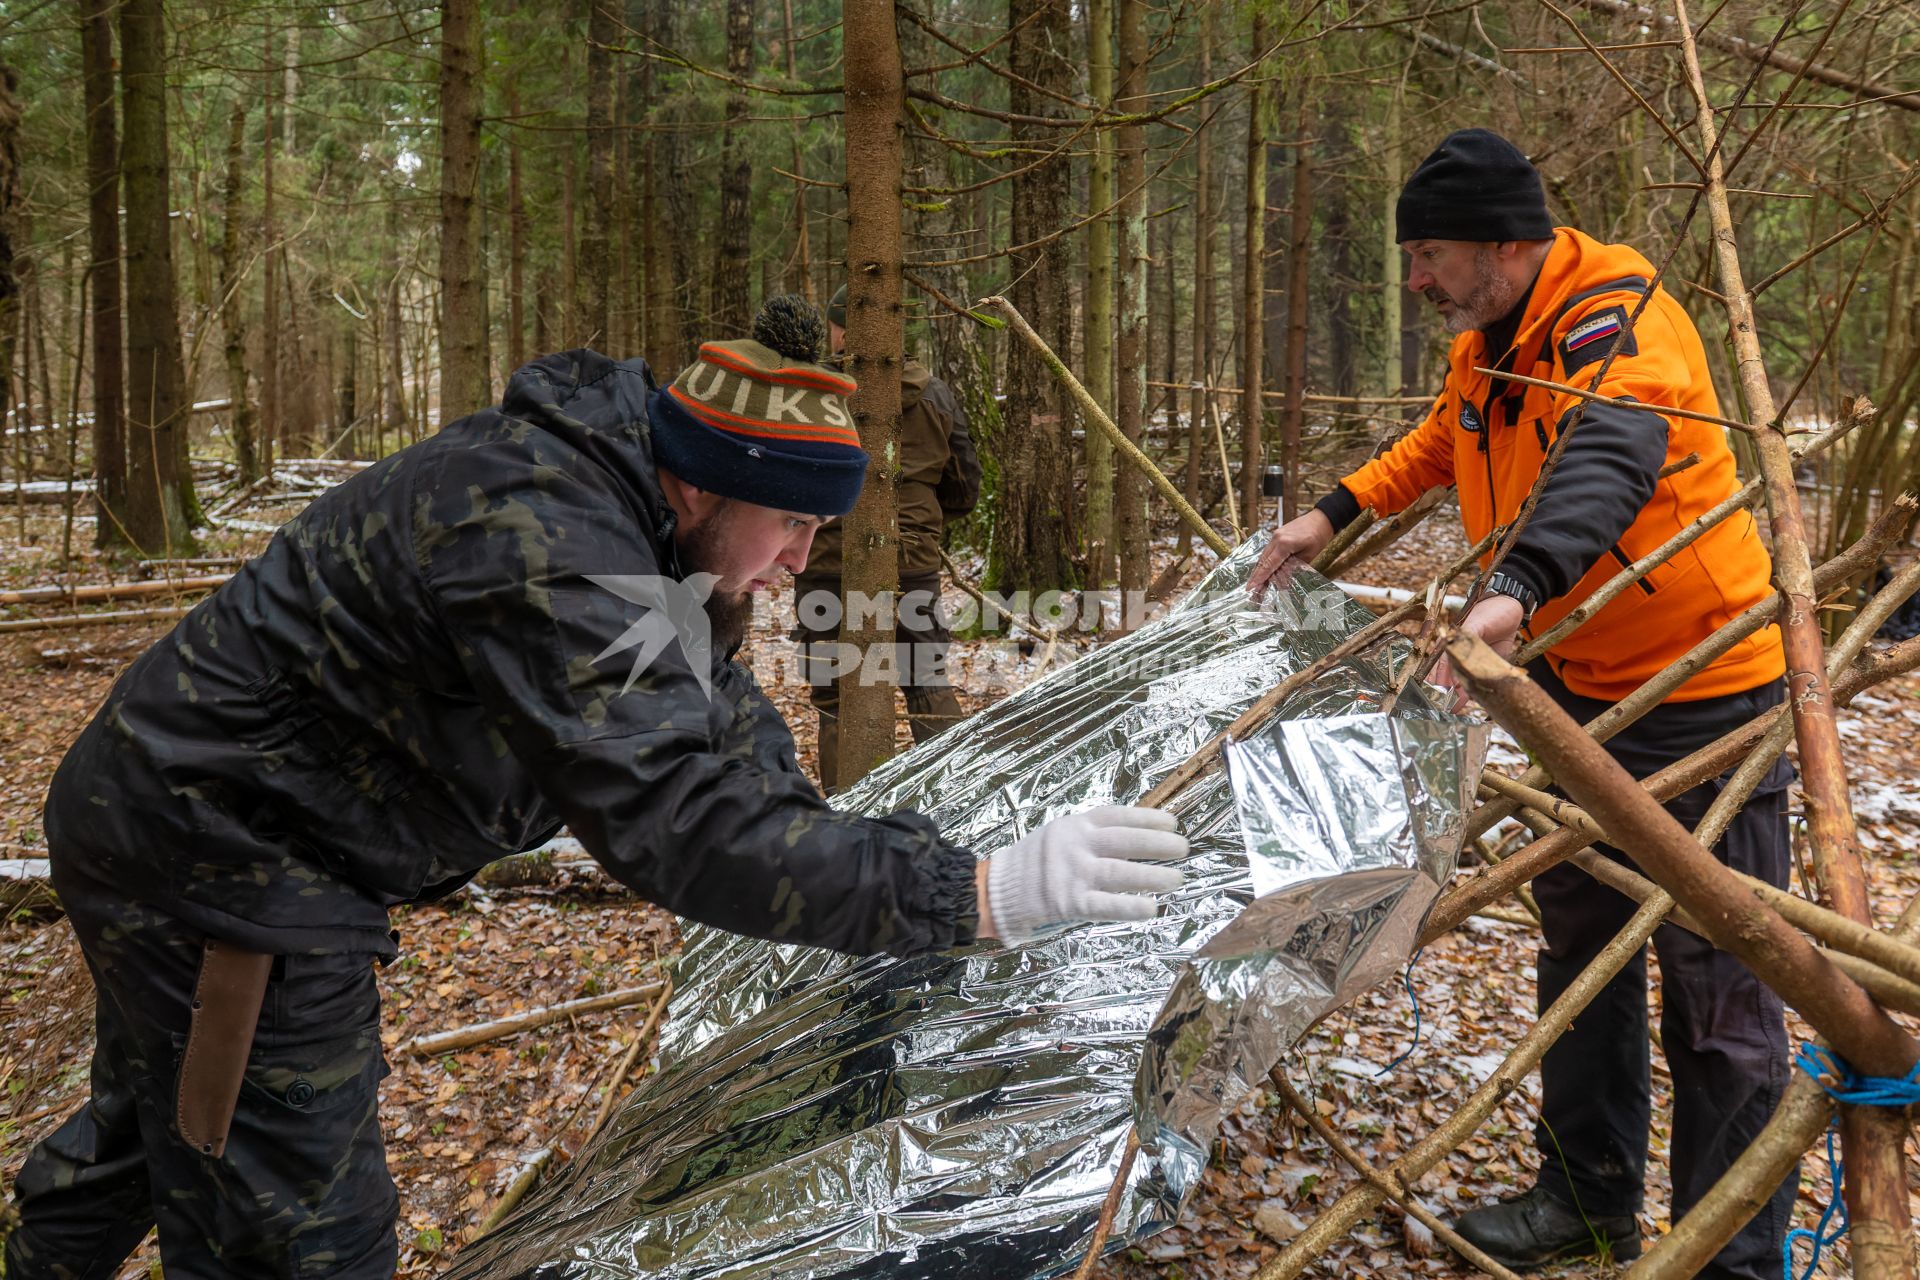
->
[1425, 246, 1521, 334]
[676, 504, 757, 656]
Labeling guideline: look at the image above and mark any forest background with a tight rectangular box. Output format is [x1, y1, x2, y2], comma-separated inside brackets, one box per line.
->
[1, 0, 1914, 621]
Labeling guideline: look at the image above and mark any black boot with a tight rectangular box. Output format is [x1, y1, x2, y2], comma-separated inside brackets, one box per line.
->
[1452, 1185, 1642, 1268]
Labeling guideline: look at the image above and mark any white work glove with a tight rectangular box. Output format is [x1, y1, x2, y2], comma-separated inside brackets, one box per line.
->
[984, 805, 1188, 945]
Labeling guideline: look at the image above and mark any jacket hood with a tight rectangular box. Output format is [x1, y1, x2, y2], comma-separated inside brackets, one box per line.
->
[499, 349, 678, 548]
[900, 359, 931, 411]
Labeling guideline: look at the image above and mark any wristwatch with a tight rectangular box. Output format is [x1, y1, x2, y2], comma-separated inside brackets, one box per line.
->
[1484, 571, 1540, 624]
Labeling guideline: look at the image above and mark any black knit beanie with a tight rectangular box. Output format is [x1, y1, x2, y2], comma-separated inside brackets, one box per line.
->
[1396, 129, 1554, 244]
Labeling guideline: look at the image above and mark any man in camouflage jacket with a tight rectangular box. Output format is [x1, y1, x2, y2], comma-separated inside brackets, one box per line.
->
[5, 300, 1184, 1278]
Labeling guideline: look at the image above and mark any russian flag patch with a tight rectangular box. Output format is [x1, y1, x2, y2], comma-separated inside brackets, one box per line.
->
[1559, 305, 1636, 374]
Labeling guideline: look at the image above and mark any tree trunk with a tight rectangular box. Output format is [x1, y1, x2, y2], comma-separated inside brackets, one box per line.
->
[1180, 2, 1214, 557]
[118, 0, 194, 556]
[438, 0, 489, 415]
[779, 0, 814, 302]
[713, 0, 756, 337]
[1239, 8, 1268, 531]
[992, 0, 1076, 593]
[260, 17, 277, 478]
[1083, 0, 1115, 586]
[1381, 93, 1403, 395]
[80, 0, 127, 545]
[1114, 0, 1149, 599]
[580, 0, 614, 348]
[836, 0, 904, 791]
[506, 80, 527, 368]
[1280, 105, 1312, 522]
[0, 66, 22, 501]
[216, 101, 260, 482]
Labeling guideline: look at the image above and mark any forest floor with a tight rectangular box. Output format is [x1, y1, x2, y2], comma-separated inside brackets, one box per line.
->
[1, 494, 1917, 1279]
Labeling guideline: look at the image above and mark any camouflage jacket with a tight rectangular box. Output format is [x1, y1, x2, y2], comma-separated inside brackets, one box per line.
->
[45, 351, 980, 960]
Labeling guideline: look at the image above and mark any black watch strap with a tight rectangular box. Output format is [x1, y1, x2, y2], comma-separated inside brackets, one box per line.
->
[1484, 571, 1540, 623]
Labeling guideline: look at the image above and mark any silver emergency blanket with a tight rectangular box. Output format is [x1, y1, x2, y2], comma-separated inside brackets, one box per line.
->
[450, 542, 1485, 1280]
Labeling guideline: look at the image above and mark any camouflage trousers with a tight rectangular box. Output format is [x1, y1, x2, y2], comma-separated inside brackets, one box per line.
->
[5, 867, 397, 1279]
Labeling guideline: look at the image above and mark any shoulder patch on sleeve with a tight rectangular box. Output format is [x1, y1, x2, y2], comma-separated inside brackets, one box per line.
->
[1559, 304, 1637, 376]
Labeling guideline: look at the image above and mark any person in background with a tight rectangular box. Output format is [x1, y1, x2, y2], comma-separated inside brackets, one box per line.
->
[791, 285, 982, 792]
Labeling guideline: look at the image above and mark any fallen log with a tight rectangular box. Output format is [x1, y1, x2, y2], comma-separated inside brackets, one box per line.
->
[0, 574, 231, 607]
[0, 606, 197, 635]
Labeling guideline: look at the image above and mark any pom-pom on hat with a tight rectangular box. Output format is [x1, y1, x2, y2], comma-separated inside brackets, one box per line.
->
[650, 295, 869, 517]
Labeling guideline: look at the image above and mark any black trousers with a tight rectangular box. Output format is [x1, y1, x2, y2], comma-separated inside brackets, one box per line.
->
[5, 865, 397, 1280]
[1526, 663, 1795, 1280]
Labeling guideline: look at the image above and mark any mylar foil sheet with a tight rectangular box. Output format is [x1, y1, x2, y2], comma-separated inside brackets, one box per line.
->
[449, 540, 1484, 1280]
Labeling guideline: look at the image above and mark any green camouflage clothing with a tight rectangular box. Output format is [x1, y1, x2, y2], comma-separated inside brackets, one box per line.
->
[7, 350, 978, 1277]
[5, 878, 394, 1278]
[43, 349, 979, 960]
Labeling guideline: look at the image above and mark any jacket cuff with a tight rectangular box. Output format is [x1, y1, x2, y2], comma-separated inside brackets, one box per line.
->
[906, 840, 980, 954]
[1314, 485, 1363, 533]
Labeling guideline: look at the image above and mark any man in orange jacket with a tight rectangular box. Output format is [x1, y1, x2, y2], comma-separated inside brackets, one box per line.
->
[1251, 130, 1792, 1278]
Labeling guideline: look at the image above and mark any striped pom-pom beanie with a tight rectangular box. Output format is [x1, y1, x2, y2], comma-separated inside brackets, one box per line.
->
[649, 296, 868, 517]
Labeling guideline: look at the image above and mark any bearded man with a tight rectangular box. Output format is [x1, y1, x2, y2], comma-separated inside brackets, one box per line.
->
[1250, 130, 1792, 1278]
[4, 298, 1185, 1278]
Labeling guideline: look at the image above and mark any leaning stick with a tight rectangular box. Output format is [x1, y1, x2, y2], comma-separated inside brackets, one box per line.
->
[1675, 0, 1916, 1247]
[1446, 632, 1918, 1079]
[1428, 629, 1920, 941]
[399, 976, 666, 1057]
[1472, 365, 1757, 433]
[1254, 892, 1674, 1280]
[1635, 895, 1920, 1278]
[983, 295, 1233, 558]
[474, 976, 675, 1236]
[1269, 1073, 1527, 1280]
[1482, 774, 1920, 1001]
[1324, 487, 1449, 580]
[1464, 492, 1914, 843]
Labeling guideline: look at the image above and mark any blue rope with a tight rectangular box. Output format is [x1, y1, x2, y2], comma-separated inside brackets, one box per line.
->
[1779, 1045, 1920, 1280]
[1793, 1043, 1920, 1108]
[1782, 1126, 1848, 1280]
[1376, 947, 1425, 1077]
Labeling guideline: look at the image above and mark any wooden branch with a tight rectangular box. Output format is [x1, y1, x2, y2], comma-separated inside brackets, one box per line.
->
[0, 606, 198, 634]
[1068, 1131, 1139, 1280]
[1446, 632, 1917, 1079]
[983, 295, 1231, 557]
[1480, 773, 1920, 998]
[1324, 487, 1449, 579]
[1270, 1073, 1528, 1280]
[938, 547, 1062, 666]
[1671, 2, 1916, 1252]
[0, 574, 231, 606]
[1427, 628, 1920, 942]
[1567, 0, 1920, 112]
[398, 977, 666, 1057]
[1310, 507, 1377, 573]
[1472, 365, 1756, 433]
[473, 974, 675, 1236]
[1254, 892, 1674, 1280]
[1637, 895, 1920, 1276]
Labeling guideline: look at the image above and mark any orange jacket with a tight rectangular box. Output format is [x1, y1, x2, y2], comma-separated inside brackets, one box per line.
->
[1341, 227, 1783, 702]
